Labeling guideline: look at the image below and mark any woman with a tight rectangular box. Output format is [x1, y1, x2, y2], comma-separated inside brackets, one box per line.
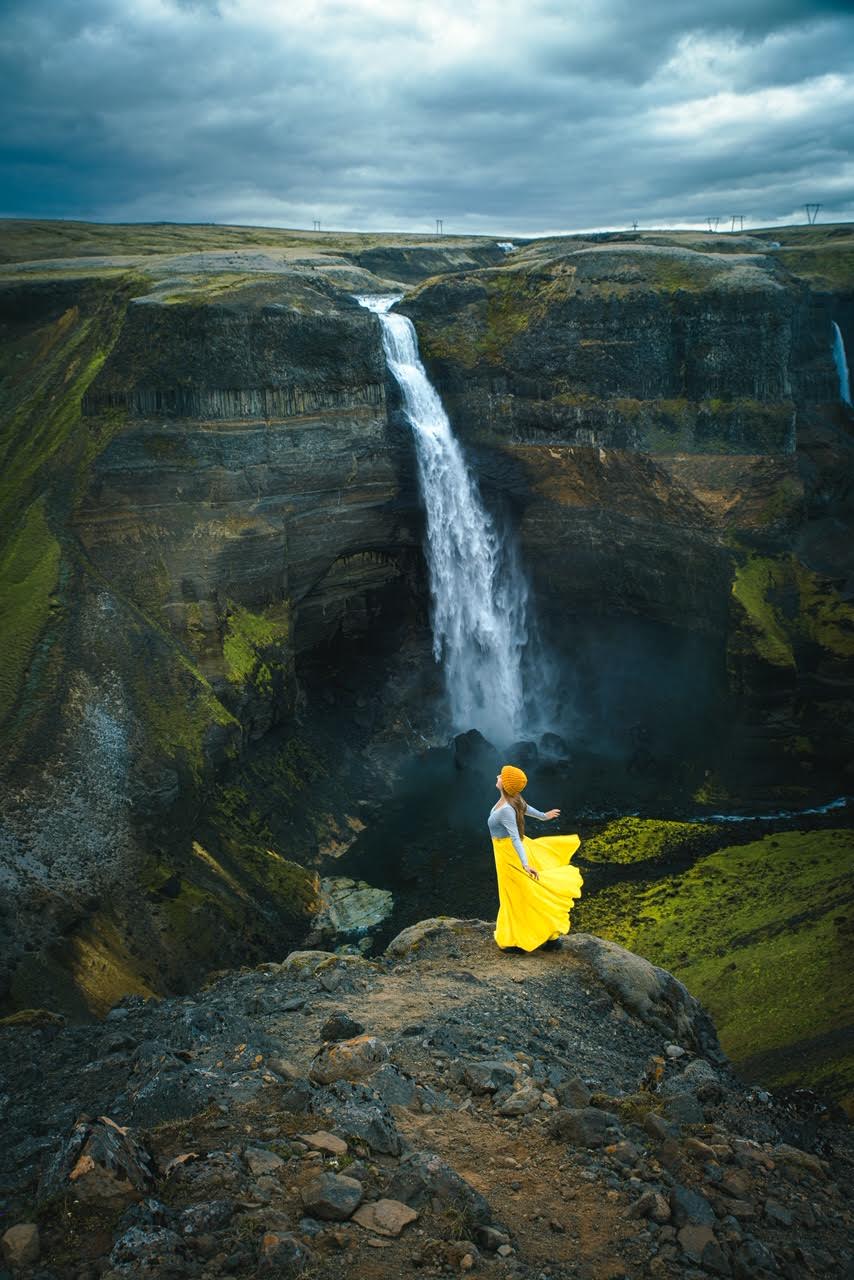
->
[488, 764, 583, 952]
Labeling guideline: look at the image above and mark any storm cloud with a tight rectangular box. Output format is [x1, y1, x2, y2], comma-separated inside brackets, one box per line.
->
[1, 0, 852, 234]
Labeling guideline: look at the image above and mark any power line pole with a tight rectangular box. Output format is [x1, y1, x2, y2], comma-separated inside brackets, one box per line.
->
[707, 216, 720, 232]
[631, 221, 638, 231]
[730, 215, 744, 232]
[435, 219, 444, 236]
[804, 203, 821, 225]
[312, 219, 321, 231]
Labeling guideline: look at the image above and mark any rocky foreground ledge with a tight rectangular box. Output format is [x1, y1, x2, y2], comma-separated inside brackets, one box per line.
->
[1, 922, 852, 1280]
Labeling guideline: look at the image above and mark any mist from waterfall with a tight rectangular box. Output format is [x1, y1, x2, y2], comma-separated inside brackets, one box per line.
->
[832, 321, 852, 406]
[357, 293, 543, 745]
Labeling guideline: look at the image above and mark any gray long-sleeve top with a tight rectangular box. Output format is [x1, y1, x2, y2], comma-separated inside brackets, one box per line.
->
[487, 801, 548, 869]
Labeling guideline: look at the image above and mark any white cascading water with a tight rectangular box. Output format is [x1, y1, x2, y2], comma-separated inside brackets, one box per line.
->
[357, 294, 531, 743]
[831, 322, 852, 406]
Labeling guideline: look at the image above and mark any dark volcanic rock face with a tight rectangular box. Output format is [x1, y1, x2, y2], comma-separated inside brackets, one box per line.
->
[402, 243, 854, 799]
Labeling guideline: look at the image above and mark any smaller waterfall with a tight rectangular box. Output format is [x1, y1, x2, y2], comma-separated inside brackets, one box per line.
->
[832, 322, 851, 406]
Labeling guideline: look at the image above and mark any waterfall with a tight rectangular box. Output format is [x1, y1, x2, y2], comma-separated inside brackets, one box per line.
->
[357, 293, 533, 744]
[831, 322, 852, 406]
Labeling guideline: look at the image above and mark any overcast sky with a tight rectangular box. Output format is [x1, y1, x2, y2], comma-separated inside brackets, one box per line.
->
[2, 0, 853, 236]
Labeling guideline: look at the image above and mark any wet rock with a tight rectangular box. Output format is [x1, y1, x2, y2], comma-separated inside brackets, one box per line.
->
[453, 729, 496, 773]
[670, 1184, 716, 1228]
[387, 1151, 494, 1226]
[37, 1116, 155, 1207]
[300, 1172, 363, 1220]
[320, 1011, 365, 1042]
[2, 1224, 40, 1268]
[352, 1199, 419, 1236]
[309, 1034, 389, 1085]
[550, 1106, 618, 1148]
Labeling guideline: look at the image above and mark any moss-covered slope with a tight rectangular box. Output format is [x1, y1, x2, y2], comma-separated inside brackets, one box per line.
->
[576, 827, 854, 1111]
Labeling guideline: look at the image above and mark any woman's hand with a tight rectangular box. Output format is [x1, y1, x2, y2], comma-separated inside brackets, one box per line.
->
[545, 808, 560, 820]
[526, 867, 540, 881]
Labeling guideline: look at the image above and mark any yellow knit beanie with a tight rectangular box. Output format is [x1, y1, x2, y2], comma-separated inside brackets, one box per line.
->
[500, 764, 527, 796]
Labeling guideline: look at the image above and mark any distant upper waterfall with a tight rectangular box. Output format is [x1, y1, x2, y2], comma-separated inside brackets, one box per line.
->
[832, 322, 852, 406]
[357, 294, 531, 743]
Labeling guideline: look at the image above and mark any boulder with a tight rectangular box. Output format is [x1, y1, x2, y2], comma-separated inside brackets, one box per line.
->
[497, 1085, 542, 1116]
[549, 1107, 618, 1148]
[463, 1059, 521, 1094]
[352, 1199, 419, 1237]
[301, 1172, 363, 1221]
[2, 1224, 40, 1268]
[244, 1148, 285, 1177]
[559, 933, 725, 1060]
[309, 1034, 389, 1085]
[309, 1080, 403, 1155]
[299, 1131, 348, 1157]
[387, 1151, 494, 1226]
[314, 877, 394, 939]
[320, 1011, 366, 1042]
[670, 1184, 716, 1228]
[386, 917, 488, 958]
[259, 1231, 310, 1274]
[37, 1116, 156, 1207]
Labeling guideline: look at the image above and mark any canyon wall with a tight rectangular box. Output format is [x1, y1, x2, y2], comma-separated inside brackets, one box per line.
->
[1, 228, 852, 1015]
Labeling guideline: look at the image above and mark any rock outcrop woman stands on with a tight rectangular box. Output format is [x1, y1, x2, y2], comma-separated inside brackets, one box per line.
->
[488, 765, 583, 951]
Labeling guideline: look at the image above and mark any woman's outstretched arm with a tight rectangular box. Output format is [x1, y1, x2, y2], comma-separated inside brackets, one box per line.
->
[525, 802, 561, 820]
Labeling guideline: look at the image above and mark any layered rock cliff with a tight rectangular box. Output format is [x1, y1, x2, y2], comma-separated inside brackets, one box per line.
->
[1, 223, 852, 1037]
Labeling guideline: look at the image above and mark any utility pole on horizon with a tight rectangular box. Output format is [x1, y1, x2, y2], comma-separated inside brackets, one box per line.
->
[730, 215, 744, 232]
[435, 219, 444, 236]
[804, 203, 821, 225]
[312, 219, 321, 231]
[707, 217, 720, 232]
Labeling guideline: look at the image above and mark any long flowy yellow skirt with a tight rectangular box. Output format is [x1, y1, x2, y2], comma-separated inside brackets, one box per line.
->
[492, 833, 583, 951]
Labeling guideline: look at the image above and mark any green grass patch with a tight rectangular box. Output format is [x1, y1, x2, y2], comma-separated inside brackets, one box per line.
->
[223, 600, 292, 694]
[577, 829, 854, 1105]
[581, 816, 722, 865]
[0, 499, 61, 722]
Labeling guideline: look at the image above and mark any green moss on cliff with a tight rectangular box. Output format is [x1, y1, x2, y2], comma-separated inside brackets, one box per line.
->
[576, 829, 854, 1105]
[581, 816, 722, 865]
[731, 554, 795, 668]
[223, 600, 292, 694]
[0, 499, 61, 723]
[0, 276, 143, 728]
[730, 550, 854, 671]
[133, 654, 238, 782]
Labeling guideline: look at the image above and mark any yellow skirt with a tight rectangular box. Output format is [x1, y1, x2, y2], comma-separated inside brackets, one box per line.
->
[492, 833, 583, 951]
